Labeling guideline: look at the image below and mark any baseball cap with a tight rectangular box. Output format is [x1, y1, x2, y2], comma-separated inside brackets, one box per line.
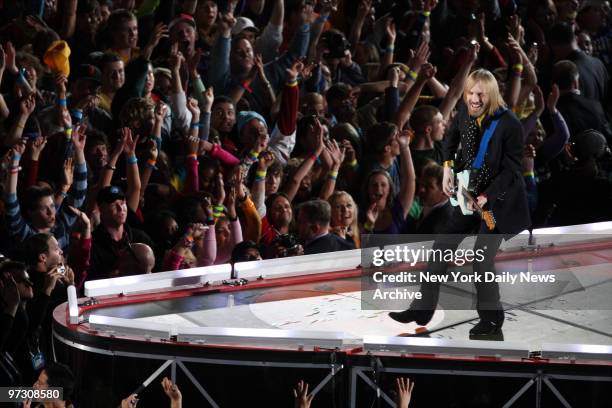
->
[97, 186, 126, 205]
[237, 111, 267, 135]
[169, 13, 197, 32]
[231, 16, 260, 37]
[73, 64, 102, 84]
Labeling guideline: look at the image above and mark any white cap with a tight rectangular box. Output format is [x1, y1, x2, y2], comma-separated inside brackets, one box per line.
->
[231, 16, 260, 37]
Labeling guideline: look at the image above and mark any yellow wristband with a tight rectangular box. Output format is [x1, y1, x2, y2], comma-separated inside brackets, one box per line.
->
[422, 11, 431, 17]
[443, 160, 454, 168]
[407, 70, 418, 81]
[349, 158, 358, 168]
[523, 171, 535, 177]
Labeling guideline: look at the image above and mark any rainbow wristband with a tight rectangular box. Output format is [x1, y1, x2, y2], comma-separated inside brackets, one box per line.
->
[255, 170, 267, 178]
[248, 150, 260, 161]
[187, 153, 198, 161]
[328, 170, 339, 178]
[523, 171, 535, 178]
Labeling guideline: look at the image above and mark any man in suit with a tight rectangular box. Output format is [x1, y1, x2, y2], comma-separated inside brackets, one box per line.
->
[553, 60, 612, 144]
[389, 69, 531, 337]
[297, 199, 355, 255]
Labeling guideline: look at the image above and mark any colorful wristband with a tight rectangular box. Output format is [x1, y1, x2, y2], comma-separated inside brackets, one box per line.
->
[422, 11, 431, 17]
[127, 155, 138, 165]
[407, 70, 418, 81]
[58, 98, 67, 107]
[255, 170, 267, 178]
[443, 160, 454, 168]
[364, 222, 374, 232]
[349, 159, 358, 168]
[523, 171, 535, 178]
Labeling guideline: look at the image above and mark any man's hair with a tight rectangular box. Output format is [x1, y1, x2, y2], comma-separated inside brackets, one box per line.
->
[265, 192, 290, 212]
[44, 362, 75, 401]
[548, 22, 576, 46]
[552, 60, 579, 90]
[298, 199, 331, 227]
[464, 69, 507, 117]
[212, 96, 235, 109]
[23, 186, 54, 213]
[326, 82, 352, 104]
[410, 105, 440, 135]
[85, 128, 109, 150]
[0, 260, 26, 275]
[367, 122, 398, 155]
[421, 160, 444, 186]
[100, 52, 122, 69]
[23, 233, 51, 266]
[119, 97, 154, 127]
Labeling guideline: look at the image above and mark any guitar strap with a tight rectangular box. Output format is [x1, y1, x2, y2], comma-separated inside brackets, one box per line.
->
[471, 110, 506, 170]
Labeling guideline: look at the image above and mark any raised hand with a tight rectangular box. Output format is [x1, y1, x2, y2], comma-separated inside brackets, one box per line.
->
[147, 23, 169, 52]
[68, 205, 91, 230]
[168, 43, 185, 72]
[20, 93, 36, 116]
[202, 86, 214, 112]
[218, 12, 236, 36]
[424, 0, 439, 12]
[384, 17, 396, 45]
[121, 127, 139, 157]
[398, 129, 413, 148]
[507, 34, 523, 65]
[417, 63, 436, 81]
[61, 157, 74, 191]
[395, 378, 415, 408]
[366, 201, 379, 226]
[30, 136, 48, 160]
[293, 380, 314, 408]
[341, 139, 356, 165]
[388, 66, 400, 88]
[186, 97, 201, 120]
[286, 59, 304, 83]
[120, 394, 139, 408]
[257, 150, 275, 170]
[325, 138, 345, 169]
[154, 102, 168, 124]
[72, 124, 88, 153]
[161, 377, 182, 403]
[5, 42, 17, 74]
[408, 39, 430, 72]
[25, 14, 50, 32]
[12, 139, 27, 160]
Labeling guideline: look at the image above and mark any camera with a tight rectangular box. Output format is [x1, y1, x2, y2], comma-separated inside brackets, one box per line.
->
[57, 264, 66, 275]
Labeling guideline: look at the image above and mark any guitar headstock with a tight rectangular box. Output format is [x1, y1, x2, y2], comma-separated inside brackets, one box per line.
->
[483, 211, 496, 231]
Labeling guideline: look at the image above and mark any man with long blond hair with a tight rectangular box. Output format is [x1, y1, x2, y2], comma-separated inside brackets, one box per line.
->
[390, 69, 530, 337]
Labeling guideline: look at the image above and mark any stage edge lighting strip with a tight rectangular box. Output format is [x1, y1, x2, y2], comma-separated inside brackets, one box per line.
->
[84, 264, 232, 297]
[363, 335, 531, 359]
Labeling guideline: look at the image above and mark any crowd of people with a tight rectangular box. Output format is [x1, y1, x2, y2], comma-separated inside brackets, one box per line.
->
[0, 0, 610, 405]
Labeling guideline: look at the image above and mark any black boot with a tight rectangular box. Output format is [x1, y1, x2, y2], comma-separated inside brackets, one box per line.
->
[388, 309, 431, 325]
[469, 319, 502, 336]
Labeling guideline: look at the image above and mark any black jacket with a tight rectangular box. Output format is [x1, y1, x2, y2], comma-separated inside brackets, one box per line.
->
[304, 233, 355, 255]
[556, 92, 612, 144]
[443, 103, 531, 234]
[416, 201, 455, 234]
[568, 50, 609, 104]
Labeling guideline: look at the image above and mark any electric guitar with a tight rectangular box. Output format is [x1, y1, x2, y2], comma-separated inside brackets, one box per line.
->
[449, 169, 496, 231]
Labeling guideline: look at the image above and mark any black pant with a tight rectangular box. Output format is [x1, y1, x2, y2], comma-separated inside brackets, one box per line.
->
[411, 207, 505, 324]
